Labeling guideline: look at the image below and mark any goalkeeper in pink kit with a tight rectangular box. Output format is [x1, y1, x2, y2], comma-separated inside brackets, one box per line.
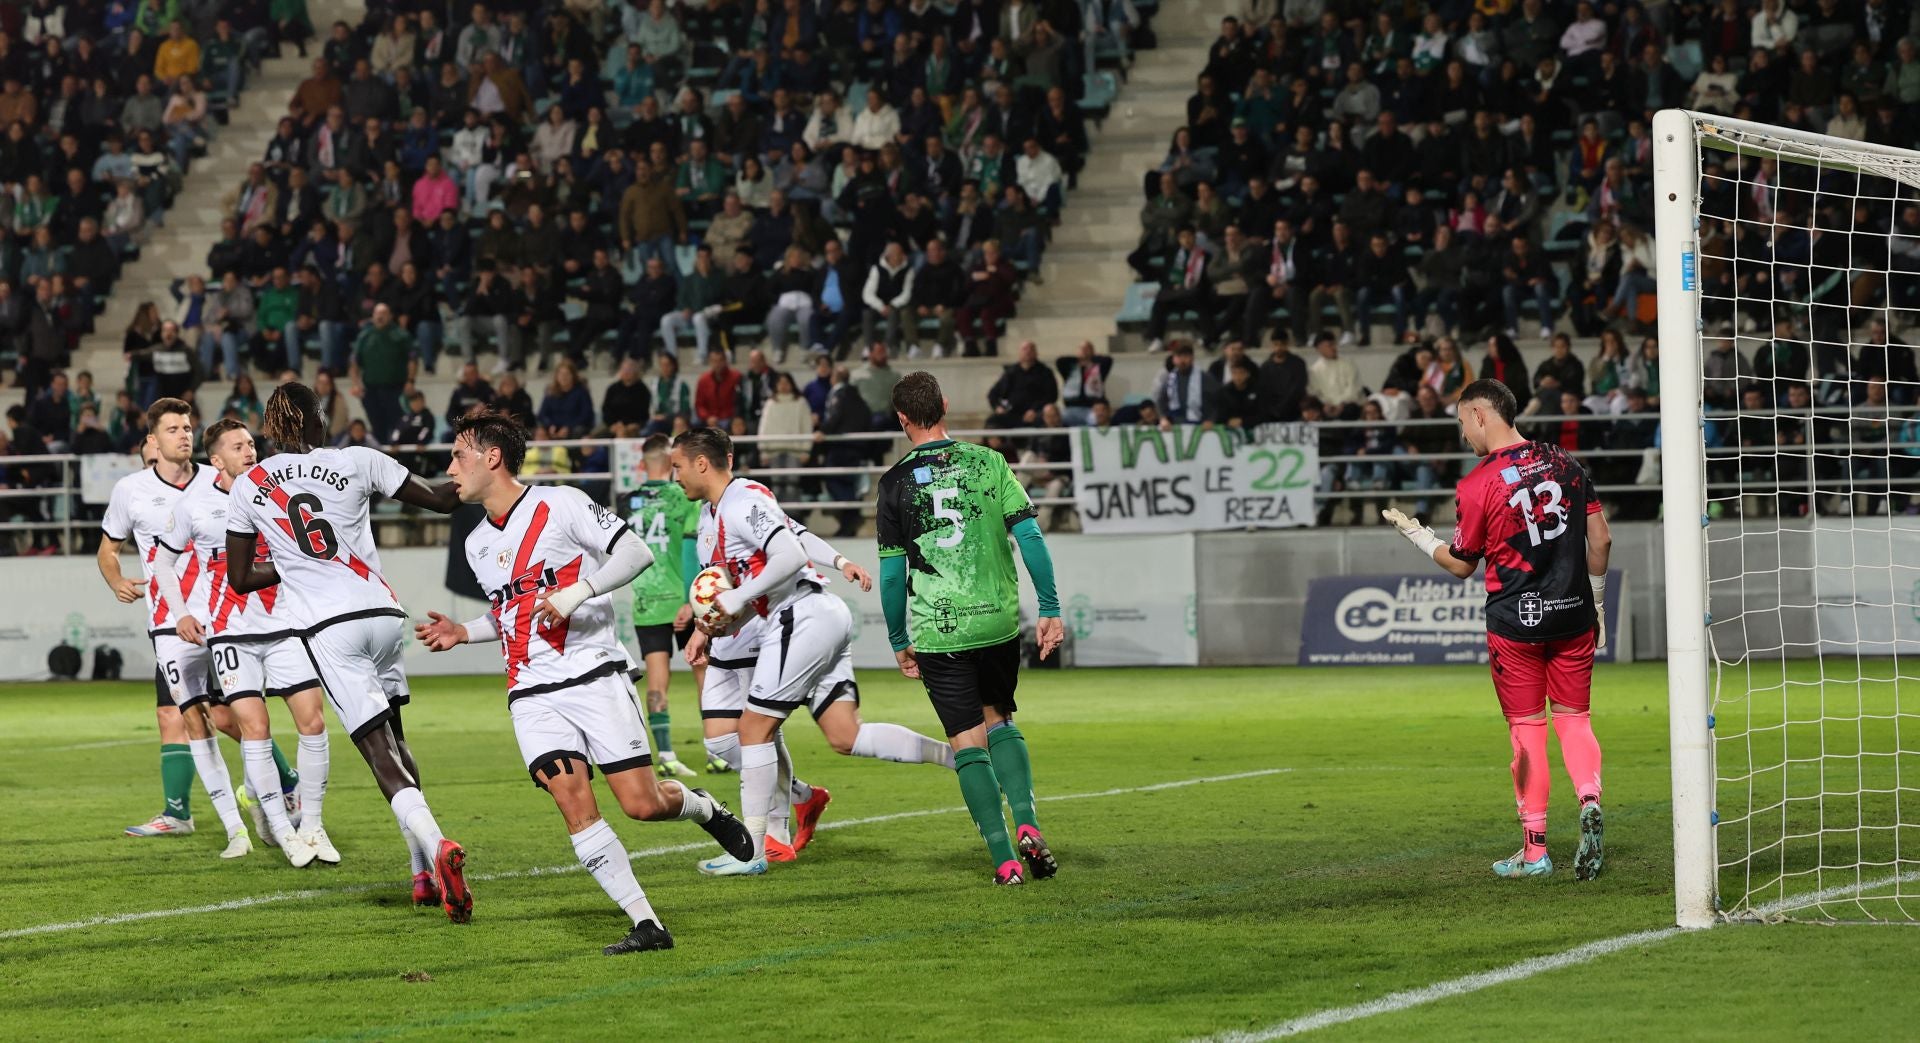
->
[1382, 379, 1613, 880]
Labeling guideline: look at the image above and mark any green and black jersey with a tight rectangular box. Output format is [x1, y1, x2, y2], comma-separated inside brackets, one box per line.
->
[875, 439, 1037, 653]
[626, 479, 701, 627]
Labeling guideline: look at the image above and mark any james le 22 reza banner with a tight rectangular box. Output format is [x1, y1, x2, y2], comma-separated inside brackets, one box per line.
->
[1299, 570, 1627, 666]
[1070, 423, 1319, 533]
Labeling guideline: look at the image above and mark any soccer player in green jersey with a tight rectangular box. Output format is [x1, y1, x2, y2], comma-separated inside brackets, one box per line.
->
[876, 372, 1065, 886]
[625, 435, 702, 778]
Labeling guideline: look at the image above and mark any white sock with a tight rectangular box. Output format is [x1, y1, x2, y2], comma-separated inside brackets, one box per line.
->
[390, 787, 444, 872]
[189, 737, 248, 837]
[570, 819, 658, 927]
[241, 739, 296, 842]
[851, 723, 955, 767]
[662, 779, 714, 822]
[703, 732, 741, 770]
[297, 733, 329, 831]
[768, 733, 795, 845]
[738, 742, 779, 861]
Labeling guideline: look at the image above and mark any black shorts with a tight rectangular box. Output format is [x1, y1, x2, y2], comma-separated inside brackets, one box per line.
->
[155, 665, 231, 708]
[915, 636, 1021, 737]
[635, 623, 676, 658]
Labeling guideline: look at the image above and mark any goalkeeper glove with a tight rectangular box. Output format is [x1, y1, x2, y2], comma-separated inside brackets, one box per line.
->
[1382, 506, 1444, 559]
[1590, 572, 1607, 650]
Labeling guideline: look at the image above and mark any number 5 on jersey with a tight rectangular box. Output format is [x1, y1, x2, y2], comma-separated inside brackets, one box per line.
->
[931, 487, 965, 548]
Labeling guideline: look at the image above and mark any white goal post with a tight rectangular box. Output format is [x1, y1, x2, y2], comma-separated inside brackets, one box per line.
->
[1656, 109, 1920, 928]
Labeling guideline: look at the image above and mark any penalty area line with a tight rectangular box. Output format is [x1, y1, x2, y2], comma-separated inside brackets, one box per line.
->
[0, 768, 1288, 941]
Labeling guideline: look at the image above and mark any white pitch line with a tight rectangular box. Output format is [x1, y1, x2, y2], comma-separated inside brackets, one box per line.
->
[0, 768, 1288, 941]
[1199, 866, 1920, 1041]
[1196, 928, 1685, 1042]
[1748, 869, 1920, 918]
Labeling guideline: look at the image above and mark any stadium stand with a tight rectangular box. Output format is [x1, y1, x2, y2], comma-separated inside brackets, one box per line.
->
[3, 0, 1918, 552]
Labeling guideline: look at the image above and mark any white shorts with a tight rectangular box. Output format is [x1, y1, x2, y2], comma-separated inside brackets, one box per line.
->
[748, 593, 856, 721]
[510, 669, 654, 786]
[703, 603, 859, 723]
[153, 633, 213, 711]
[303, 614, 410, 740]
[209, 636, 319, 702]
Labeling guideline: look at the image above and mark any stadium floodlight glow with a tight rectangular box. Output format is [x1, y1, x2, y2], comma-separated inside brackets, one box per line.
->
[1657, 108, 1920, 927]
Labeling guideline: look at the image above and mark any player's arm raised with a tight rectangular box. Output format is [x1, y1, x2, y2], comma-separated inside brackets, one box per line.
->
[1382, 507, 1479, 579]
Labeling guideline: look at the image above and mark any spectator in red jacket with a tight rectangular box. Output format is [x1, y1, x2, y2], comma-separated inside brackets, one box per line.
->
[695, 347, 742, 427]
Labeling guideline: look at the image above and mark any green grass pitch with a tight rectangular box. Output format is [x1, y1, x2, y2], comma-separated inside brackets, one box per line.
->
[4, 662, 1919, 1041]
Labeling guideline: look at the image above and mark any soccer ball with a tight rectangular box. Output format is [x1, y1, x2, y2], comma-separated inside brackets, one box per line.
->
[689, 565, 735, 628]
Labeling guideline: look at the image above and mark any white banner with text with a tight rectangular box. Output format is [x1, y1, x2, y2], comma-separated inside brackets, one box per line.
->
[1071, 423, 1318, 533]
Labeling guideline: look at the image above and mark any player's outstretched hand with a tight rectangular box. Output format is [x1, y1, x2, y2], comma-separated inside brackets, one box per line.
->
[684, 627, 711, 667]
[416, 611, 467, 652]
[1382, 505, 1444, 557]
[1035, 616, 1064, 661]
[895, 647, 920, 679]
[175, 615, 205, 646]
[111, 577, 142, 603]
[840, 559, 874, 592]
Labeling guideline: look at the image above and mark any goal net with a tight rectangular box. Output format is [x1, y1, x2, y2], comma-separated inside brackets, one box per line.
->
[1656, 110, 1920, 926]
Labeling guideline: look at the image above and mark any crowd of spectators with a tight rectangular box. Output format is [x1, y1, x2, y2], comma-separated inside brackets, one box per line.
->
[0, 0, 306, 552]
[22, 0, 1920, 548]
[1116, 0, 1898, 351]
[110, 0, 1139, 460]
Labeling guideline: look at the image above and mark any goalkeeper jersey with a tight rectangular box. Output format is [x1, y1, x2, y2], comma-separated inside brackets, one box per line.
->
[1449, 439, 1602, 642]
[626, 479, 700, 626]
[875, 438, 1036, 653]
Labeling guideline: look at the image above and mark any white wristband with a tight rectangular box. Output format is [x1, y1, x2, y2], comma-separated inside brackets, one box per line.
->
[545, 580, 595, 620]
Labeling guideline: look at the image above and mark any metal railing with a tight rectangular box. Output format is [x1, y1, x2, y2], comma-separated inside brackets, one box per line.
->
[26, 406, 1920, 555]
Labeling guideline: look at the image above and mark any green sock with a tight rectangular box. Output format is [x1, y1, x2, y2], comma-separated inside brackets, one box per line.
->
[954, 747, 1018, 866]
[271, 740, 300, 792]
[648, 711, 673, 758]
[988, 723, 1039, 833]
[160, 743, 194, 820]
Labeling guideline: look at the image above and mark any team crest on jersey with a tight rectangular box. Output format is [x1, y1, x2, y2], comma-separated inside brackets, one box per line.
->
[496, 548, 511, 571]
[1518, 593, 1544, 627]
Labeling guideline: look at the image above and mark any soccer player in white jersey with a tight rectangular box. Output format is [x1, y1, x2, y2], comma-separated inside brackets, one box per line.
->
[414, 409, 755, 954]
[98, 397, 281, 855]
[159, 419, 338, 867]
[672, 427, 954, 877]
[224, 382, 475, 922]
[694, 511, 886, 865]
